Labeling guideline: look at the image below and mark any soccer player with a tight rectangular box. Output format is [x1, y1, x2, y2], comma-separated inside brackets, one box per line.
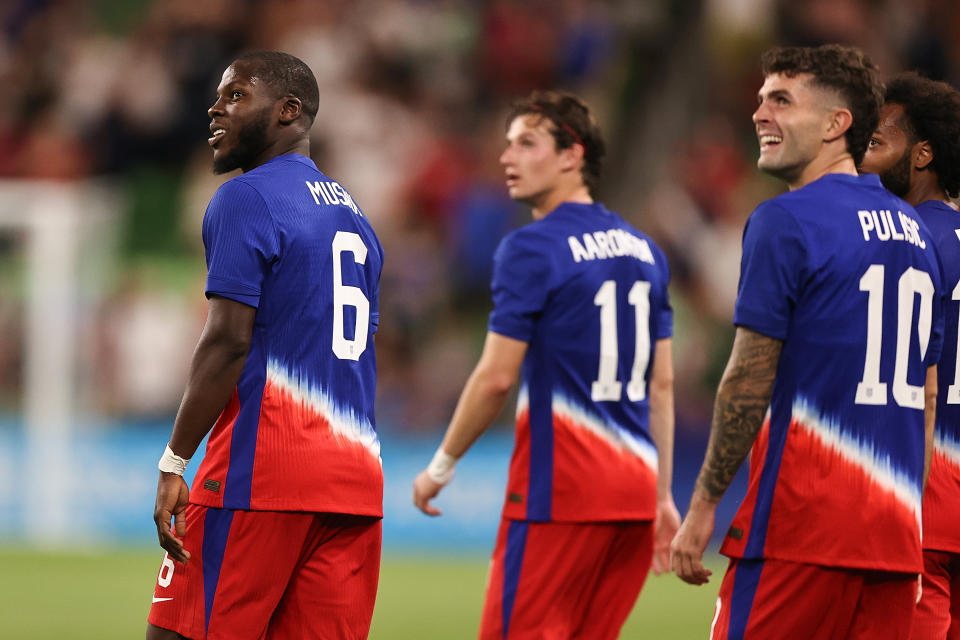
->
[146, 52, 384, 640]
[670, 45, 945, 639]
[860, 72, 960, 640]
[412, 90, 681, 639]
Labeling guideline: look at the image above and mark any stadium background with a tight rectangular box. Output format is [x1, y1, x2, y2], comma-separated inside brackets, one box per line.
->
[1, 0, 958, 637]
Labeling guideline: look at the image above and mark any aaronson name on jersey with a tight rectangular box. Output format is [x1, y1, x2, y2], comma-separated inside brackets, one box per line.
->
[857, 209, 926, 248]
[568, 228, 656, 264]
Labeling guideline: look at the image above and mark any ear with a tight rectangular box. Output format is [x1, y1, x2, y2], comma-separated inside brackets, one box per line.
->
[824, 108, 853, 143]
[278, 97, 303, 125]
[558, 143, 585, 172]
[913, 140, 933, 170]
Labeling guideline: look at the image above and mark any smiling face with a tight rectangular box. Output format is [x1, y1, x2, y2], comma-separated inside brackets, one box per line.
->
[208, 60, 279, 174]
[753, 72, 838, 186]
[859, 103, 913, 198]
[499, 114, 575, 209]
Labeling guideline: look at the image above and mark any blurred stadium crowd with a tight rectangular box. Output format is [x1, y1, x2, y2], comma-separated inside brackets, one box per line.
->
[1, 0, 958, 434]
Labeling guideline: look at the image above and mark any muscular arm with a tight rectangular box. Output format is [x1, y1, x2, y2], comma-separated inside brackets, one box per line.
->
[413, 332, 527, 515]
[153, 296, 256, 563]
[924, 364, 937, 493]
[648, 338, 681, 574]
[670, 326, 782, 584]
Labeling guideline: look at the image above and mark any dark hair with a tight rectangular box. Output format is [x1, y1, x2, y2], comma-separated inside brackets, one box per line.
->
[761, 45, 883, 165]
[234, 51, 319, 124]
[506, 90, 606, 197]
[885, 72, 960, 199]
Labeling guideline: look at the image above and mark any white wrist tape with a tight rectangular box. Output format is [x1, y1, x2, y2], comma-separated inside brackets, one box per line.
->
[158, 444, 190, 476]
[426, 447, 458, 485]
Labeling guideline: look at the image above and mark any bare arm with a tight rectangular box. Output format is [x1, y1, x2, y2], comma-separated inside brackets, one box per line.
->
[648, 338, 681, 574]
[413, 331, 527, 515]
[924, 364, 937, 493]
[154, 296, 256, 563]
[670, 327, 782, 584]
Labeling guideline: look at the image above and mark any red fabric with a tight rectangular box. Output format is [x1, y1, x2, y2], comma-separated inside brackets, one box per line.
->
[148, 505, 381, 639]
[910, 550, 960, 639]
[922, 450, 960, 554]
[479, 519, 653, 640]
[711, 557, 916, 640]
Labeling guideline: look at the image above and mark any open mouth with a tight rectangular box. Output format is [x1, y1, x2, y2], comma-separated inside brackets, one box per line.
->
[759, 134, 782, 149]
[208, 128, 226, 147]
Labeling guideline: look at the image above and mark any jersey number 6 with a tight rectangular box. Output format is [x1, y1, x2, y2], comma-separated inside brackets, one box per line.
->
[592, 279, 651, 402]
[855, 264, 934, 409]
[332, 231, 370, 361]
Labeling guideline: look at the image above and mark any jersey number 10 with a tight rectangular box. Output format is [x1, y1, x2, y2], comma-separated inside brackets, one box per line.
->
[855, 264, 933, 409]
[591, 279, 651, 402]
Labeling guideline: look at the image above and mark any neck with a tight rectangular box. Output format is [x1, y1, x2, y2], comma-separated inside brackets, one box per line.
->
[788, 151, 858, 191]
[903, 171, 948, 207]
[243, 136, 310, 173]
[531, 184, 593, 220]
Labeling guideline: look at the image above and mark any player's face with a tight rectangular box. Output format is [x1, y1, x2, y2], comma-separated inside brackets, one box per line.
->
[208, 61, 277, 174]
[499, 114, 566, 206]
[859, 103, 913, 198]
[752, 73, 835, 184]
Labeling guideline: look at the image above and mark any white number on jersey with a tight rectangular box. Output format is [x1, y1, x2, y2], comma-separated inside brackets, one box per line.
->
[157, 552, 175, 588]
[855, 264, 934, 408]
[332, 231, 370, 361]
[946, 279, 960, 405]
[591, 280, 652, 402]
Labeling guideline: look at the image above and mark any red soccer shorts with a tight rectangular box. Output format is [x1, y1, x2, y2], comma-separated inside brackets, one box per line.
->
[479, 518, 654, 640]
[710, 557, 917, 640]
[147, 504, 381, 640]
[911, 549, 960, 639]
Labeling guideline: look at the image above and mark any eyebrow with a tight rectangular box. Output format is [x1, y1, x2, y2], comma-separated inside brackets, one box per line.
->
[758, 89, 792, 102]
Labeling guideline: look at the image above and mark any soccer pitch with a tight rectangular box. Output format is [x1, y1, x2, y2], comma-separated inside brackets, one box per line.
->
[1, 549, 723, 638]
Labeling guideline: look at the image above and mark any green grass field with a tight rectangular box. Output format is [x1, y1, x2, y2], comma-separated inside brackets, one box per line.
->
[0, 549, 724, 638]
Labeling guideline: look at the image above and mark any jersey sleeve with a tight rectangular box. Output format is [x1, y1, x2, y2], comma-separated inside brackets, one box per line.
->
[487, 229, 553, 342]
[202, 179, 280, 308]
[654, 243, 673, 340]
[733, 202, 807, 340]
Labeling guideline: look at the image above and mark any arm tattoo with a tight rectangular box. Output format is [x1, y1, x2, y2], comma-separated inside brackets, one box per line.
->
[696, 327, 783, 501]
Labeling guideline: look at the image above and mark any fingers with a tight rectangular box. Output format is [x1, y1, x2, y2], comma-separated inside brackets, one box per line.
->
[155, 510, 190, 564]
[651, 546, 671, 576]
[670, 547, 711, 585]
[412, 471, 444, 516]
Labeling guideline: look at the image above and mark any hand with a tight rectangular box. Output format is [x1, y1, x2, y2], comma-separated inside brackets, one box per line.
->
[651, 496, 682, 575]
[413, 469, 446, 516]
[154, 471, 191, 564]
[670, 496, 716, 585]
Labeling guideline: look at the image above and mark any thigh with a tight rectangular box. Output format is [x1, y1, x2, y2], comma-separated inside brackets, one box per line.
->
[479, 520, 625, 640]
[148, 505, 316, 640]
[948, 554, 960, 640]
[712, 557, 863, 640]
[848, 570, 917, 640]
[574, 522, 654, 640]
[266, 514, 382, 640]
[911, 550, 952, 640]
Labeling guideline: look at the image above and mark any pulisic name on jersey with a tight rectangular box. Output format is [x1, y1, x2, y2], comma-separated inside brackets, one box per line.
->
[568, 229, 656, 264]
[306, 180, 363, 216]
[858, 210, 925, 248]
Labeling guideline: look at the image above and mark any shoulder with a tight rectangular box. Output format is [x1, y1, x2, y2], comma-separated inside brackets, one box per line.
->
[209, 176, 270, 213]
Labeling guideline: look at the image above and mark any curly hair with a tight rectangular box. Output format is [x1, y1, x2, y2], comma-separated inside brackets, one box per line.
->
[761, 45, 883, 166]
[506, 90, 606, 197]
[885, 72, 960, 199]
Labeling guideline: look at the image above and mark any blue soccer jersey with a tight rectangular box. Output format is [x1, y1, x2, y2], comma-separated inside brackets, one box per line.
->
[914, 199, 960, 554]
[488, 202, 673, 522]
[189, 153, 385, 516]
[720, 173, 945, 573]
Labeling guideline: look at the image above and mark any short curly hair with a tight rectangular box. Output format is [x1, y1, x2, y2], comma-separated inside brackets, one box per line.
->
[761, 45, 883, 166]
[506, 90, 606, 197]
[234, 51, 319, 124]
[885, 72, 960, 199]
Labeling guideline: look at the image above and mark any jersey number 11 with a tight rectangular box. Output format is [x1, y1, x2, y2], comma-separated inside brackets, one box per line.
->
[592, 279, 651, 403]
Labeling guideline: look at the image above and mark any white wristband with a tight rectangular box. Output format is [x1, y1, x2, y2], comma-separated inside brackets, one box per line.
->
[426, 447, 458, 485]
[158, 444, 190, 476]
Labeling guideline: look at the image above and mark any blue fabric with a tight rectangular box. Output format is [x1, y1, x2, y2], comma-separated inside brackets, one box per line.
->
[501, 521, 529, 639]
[202, 507, 235, 633]
[728, 559, 764, 639]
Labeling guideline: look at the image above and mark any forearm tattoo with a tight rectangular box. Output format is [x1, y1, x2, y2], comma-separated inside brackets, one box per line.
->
[696, 328, 783, 500]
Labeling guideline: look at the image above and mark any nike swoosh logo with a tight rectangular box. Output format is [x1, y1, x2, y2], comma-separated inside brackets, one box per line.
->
[152, 597, 174, 603]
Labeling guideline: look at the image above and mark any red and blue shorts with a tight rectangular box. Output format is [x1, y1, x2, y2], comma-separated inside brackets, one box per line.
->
[147, 504, 381, 640]
[711, 557, 917, 640]
[479, 518, 654, 640]
[911, 549, 960, 639]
